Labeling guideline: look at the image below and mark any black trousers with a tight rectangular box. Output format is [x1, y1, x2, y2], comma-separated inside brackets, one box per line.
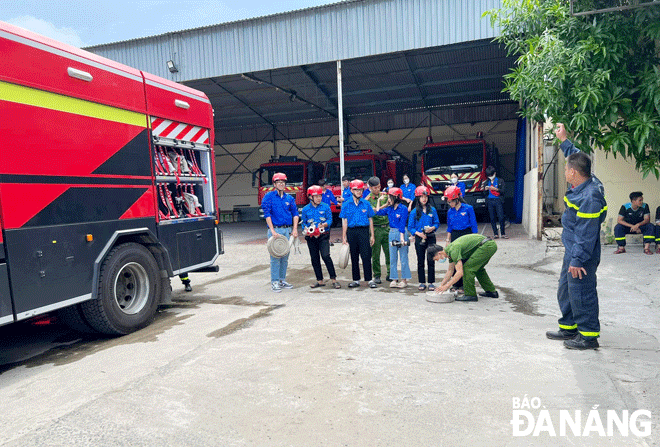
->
[487, 197, 506, 236]
[414, 233, 436, 284]
[450, 227, 473, 288]
[306, 234, 337, 281]
[347, 226, 373, 281]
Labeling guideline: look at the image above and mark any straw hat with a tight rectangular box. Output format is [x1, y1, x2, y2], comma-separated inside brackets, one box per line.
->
[425, 291, 455, 303]
[337, 243, 350, 269]
[267, 235, 291, 258]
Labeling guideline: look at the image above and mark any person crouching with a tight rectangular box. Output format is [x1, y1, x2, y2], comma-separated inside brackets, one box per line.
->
[301, 186, 340, 289]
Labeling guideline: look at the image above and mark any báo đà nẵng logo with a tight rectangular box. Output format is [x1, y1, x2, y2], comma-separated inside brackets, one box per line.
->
[511, 396, 652, 437]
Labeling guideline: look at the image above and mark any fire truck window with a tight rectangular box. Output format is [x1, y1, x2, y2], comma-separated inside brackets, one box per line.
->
[326, 160, 374, 183]
[423, 144, 483, 174]
[263, 166, 305, 186]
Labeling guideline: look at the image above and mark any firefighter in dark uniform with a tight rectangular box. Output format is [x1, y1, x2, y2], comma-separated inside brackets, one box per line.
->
[179, 273, 192, 292]
[613, 191, 655, 255]
[655, 206, 660, 253]
[546, 123, 607, 350]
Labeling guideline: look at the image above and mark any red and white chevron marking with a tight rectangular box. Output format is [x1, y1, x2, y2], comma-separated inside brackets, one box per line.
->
[151, 117, 209, 144]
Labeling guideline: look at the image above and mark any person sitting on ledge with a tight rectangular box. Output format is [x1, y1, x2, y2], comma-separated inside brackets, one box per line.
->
[613, 191, 655, 255]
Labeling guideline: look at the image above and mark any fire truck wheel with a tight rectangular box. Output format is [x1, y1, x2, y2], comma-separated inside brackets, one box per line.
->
[57, 304, 97, 334]
[82, 243, 160, 335]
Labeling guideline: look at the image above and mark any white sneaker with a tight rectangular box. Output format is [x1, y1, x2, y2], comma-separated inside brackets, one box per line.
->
[279, 280, 293, 289]
[272, 281, 282, 292]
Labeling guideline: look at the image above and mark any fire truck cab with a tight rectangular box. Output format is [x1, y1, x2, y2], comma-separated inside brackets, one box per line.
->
[323, 150, 413, 216]
[0, 21, 222, 335]
[415, 136, 499, 217]
[254, 157, 324, 218]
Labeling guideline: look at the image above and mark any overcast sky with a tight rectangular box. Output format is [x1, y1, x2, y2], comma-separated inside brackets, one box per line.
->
[1, 0, 341, 47]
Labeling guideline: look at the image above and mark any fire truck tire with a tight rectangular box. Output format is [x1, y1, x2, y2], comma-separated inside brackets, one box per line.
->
[57, 304, 97, 334]
[82, 243, 160, 335]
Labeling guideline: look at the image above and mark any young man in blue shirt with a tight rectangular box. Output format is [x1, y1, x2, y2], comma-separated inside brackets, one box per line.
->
[262, 172, 299, 292]
[340, 179, 376, 288]
[484, 166, 508, 239]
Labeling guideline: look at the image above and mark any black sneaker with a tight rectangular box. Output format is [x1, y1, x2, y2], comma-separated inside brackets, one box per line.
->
[478, 291, 499, 298]
[348, 281, 360, 288]
[369, 280, 377, 288]
[184, 283, 192, 292]
[374, 277, 382, 284]
[564, 334, 599, 350]
[546, 329, 578, 340]
[385, 276, 391, 282]
[455, 295, 477, 302]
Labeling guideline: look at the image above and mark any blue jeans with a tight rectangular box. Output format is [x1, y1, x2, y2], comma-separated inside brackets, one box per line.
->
[268, 227, 291, 282]
[388, 229, 411, 280]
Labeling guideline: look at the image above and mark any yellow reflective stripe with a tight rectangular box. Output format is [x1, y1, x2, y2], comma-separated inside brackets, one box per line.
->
[576, 205, 607, 219]
[579, 331, 599, 337]
[643, 235, 655, 239]
[559, 324, 577, 330]
[0, 80, 146, 127]
[614, 237, 626, 241]
[563, 196, 579, 211]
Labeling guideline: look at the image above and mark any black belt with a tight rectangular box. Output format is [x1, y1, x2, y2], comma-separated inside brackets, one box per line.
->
[274, 225, 291, 228]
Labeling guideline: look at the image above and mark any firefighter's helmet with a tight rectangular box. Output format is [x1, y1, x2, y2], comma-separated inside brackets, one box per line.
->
[272, 172, 287, 182]
[443, 185, 462, 200]
[387, 187, 403, 199]
[307, 185, 323, 197]
[350, 179, 365, 190]
[415, 186, 430, 197]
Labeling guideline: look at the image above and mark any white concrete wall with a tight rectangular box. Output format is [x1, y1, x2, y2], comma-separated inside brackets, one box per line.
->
[523, 167, 539, 239]
[592, 152, 660, 237]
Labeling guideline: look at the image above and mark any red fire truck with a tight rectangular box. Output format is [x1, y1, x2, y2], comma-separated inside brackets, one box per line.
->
[0, 22, 222, 335]
[414, 135, 499, 216]
[323, 150, 413, 217]
[254, 157, 324, 217]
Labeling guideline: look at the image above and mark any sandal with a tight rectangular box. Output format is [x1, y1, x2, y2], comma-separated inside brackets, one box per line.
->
[613, 247, 626, 254]
[332, 281, 341, 289]
[502, 235, 509, 239]
[418, 284, 427, 291]
[310, 282, 326, 288]
[644, 248, 653, 255]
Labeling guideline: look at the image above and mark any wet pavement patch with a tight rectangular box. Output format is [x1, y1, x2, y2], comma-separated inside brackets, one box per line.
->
[497, 285, 545, 317]
[207, 304, 285, 338]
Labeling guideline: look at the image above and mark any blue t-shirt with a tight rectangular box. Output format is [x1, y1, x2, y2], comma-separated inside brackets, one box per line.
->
[400, 183, 416, 201]
[376, 204, 409, 234]
[339, 198, 375, 227]
[407, 206, 440, 235]
[321, 189, 337, 206]
[262, 191, 299, 226]
[447, 203, 478, 234]
[485, 177, 503, 200]
[301, 202, 333, 228]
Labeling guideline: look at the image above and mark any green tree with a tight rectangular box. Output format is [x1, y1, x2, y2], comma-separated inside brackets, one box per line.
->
[485, 0, 660, 178]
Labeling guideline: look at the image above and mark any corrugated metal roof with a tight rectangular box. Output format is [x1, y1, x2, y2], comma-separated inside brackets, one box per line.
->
[85, 0, 504, 81]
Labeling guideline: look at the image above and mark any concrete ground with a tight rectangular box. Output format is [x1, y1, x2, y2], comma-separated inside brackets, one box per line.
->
[0, 221, 658, 446]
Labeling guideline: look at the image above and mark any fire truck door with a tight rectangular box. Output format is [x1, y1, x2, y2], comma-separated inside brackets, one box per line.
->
[0, 261, 13, 326]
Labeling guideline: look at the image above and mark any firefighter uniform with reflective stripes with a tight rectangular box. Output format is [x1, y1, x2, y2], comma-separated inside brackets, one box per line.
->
[656, 206, 660, 248]
[557, 140, 607, 340]
[614, 202, 654, 247]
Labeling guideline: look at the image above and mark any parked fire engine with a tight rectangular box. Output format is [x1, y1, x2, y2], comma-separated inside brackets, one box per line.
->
[323, 149, 413, 216]
[414, 135, 499, 216]
[0, 22, 222, 335]
[254, 156, 324, 217]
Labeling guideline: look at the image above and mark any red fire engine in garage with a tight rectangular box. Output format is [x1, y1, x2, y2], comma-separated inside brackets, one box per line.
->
[324, 149, 413, 218]
[415, 135, 499, 216]
[254, 156, 324, 217]
[0, 22, 222, 335]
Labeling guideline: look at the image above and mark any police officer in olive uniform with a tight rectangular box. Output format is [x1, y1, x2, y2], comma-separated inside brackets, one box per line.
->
[546, 123, 607, 350]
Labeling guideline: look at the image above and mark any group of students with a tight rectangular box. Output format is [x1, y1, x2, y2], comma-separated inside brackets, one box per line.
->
[612, 191, 660, 255]
[261, 171, 500, 302]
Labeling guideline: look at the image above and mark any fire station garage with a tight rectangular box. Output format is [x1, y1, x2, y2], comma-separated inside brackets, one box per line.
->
[86, 0, 543, 236]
